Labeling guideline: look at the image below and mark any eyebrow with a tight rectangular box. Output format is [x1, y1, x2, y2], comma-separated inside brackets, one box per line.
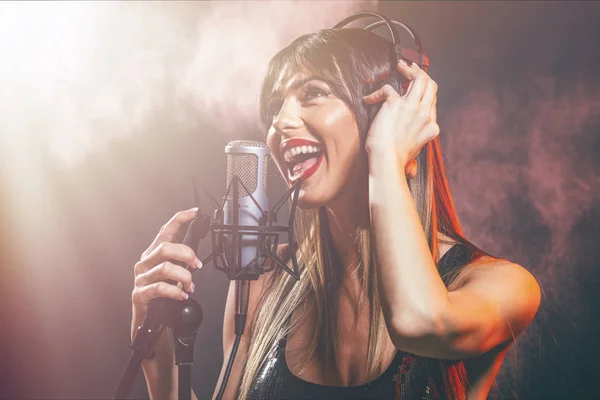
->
[289, 75, 329, 91]
[274, 75, 330, 94]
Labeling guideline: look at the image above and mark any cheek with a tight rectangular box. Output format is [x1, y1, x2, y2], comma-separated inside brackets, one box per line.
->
[320, 106, 360, 159]
[321, 104, 352, 129]
[267, 128, 281, 153]
[266, 131, 286, 172]
[266, 126, 278, 146]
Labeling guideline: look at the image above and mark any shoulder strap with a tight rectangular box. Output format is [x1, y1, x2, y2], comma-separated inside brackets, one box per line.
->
[437, 243, 475, 287]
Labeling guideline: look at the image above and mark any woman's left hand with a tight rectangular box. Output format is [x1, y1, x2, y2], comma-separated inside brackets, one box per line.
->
[363, 59, 439, 178]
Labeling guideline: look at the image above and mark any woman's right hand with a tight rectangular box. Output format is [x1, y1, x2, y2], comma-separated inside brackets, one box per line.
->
[131, 207, 203, 340]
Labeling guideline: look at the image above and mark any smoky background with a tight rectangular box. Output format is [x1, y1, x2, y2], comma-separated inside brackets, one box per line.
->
[1, 1, 598, 399]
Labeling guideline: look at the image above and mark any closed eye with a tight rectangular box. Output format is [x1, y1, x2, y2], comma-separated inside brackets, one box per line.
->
[264, 80, 330, 123]
[302, 85, 329, 102]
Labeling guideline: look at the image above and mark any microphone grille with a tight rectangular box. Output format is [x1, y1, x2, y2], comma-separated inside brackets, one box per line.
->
[227, 140, 268, 149]
[226, 140, 269, 199]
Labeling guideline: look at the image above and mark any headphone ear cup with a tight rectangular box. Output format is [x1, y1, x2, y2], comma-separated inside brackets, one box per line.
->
[384, 71, 402, 95]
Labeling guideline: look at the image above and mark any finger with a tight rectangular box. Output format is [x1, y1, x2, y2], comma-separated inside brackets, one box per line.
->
[420, 121, 441, 143]
[135, 242, 201, 276]
[363, 83, 401, 104]
[396, 59, 420, 97]
[135, 261, 194, 293]
[132, 281, 189, 307]
[405, 159, 418, 179]
[404, 63, 430, 103]
[420, 78, 438, 116]
[396, 58, 420, 80]
[142, 208, 199, 258]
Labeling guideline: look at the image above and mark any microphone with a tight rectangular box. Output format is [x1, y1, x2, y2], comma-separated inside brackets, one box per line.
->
[209, 139, 304, 400]
[222, 140, 271, 280]
[198, 138, 301, 281]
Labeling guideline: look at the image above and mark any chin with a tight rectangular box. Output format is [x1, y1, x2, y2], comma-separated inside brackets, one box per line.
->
[289, 171, 353, 211]
[293, 190, 327, 210]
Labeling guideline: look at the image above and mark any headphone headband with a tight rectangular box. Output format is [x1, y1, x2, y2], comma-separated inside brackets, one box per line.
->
[333, 12, 431, 128]
[333, 11, 402, 47]
[333, 12, 429, 71]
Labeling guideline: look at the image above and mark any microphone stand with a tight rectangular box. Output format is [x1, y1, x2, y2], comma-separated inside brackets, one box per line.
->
[114, 211, 210, 400]
[113, 175, 301, 400]
[114, 297, 204, 400]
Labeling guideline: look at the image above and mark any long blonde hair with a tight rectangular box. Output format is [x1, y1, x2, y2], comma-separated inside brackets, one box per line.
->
[238, 28, 492, 399]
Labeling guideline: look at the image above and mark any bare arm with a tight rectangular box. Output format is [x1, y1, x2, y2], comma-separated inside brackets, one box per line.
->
[369, 149, 540, 360]
[365, 61, 540, 360]
[368, 150, 450, 348]
[134, 312, 185, 400]
[131, 209, 201, 400]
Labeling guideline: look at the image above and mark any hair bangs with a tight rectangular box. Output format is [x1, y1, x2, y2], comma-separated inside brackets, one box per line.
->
[259, 30, 371, 133]
[259, 29, 396, 140]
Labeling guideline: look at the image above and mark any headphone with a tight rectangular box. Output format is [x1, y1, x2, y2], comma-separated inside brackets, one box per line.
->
[333, 12, 430, 126]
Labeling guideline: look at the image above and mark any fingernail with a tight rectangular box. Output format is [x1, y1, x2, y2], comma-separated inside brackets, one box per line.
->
[194, 258, 203, 269]
[398, 59, 407, 66]
[412, 62, 420, 69]
[182, 292, 189, 300]
[190, 282, 195, 293]
[187, 207, 199, 213]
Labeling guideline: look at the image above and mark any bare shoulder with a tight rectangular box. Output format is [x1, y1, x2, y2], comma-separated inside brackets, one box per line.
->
[461, 255, 540, 294]
[458, 257, 542, 336]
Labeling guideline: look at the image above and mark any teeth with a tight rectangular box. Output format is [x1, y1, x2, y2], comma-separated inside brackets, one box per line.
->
[283, 144, 321, 163]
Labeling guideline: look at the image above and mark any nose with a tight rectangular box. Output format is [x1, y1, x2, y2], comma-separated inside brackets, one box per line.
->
[272, 99, 303, 134]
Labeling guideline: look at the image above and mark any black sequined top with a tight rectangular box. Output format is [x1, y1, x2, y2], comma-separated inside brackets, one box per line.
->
[246, 242, 478, 400]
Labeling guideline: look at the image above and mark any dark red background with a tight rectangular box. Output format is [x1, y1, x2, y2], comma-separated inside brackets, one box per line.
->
[1, 2, 599, 399]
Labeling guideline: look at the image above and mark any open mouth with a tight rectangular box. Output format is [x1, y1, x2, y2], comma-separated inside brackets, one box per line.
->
[282, 139, 323, 183]
[288, 152, 323, 183]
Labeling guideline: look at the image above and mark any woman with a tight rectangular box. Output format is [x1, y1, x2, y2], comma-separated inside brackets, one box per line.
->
[131, 28, 541, 399]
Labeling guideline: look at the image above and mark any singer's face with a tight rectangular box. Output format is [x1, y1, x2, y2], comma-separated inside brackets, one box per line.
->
[266, 67, 366, 209]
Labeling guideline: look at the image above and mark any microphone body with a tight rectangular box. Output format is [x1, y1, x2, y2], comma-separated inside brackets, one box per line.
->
[223, 140, 271, 279]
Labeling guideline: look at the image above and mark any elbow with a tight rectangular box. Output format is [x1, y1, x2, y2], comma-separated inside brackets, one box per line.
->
[389, 305, 447, 346]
